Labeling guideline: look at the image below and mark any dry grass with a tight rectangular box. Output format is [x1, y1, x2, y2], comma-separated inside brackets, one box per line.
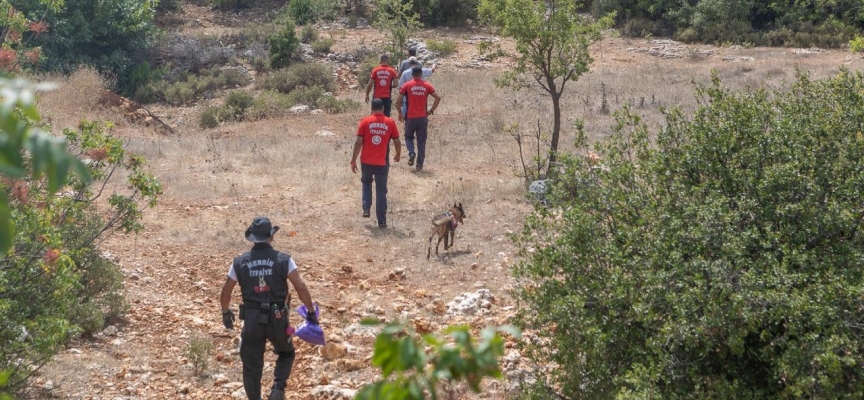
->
[37, 68, 111, 132]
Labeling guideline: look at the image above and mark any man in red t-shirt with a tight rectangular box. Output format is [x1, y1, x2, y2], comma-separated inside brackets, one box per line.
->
[351, 98, 402, 228]
[365, 54, 398, 117]
[396, 66, 441, 172]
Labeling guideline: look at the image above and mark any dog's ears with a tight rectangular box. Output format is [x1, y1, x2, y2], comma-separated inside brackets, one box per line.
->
[453, 202, 457, 208]
[458, 202, 462, 208]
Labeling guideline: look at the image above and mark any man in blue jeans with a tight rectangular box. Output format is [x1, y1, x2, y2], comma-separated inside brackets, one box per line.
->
[351, 98, 402, 228]
[396, 66, 441, 172]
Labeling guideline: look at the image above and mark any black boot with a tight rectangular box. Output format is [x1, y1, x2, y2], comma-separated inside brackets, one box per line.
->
[268, 387, 285, 400]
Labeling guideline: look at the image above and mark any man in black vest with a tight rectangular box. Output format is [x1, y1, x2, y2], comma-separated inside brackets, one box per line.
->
[219, 217, 318, 400]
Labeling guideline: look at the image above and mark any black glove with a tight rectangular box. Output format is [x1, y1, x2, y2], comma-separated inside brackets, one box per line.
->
[222, 309, 235, 330]
[305, 310, 319, 325]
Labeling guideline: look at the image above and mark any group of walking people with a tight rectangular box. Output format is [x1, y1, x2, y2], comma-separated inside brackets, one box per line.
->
[354, 48, 441, 228]
[216, 47, 443, 400]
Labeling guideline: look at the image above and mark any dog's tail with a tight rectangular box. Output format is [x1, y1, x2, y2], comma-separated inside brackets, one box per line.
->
[432, 212, 452, 226]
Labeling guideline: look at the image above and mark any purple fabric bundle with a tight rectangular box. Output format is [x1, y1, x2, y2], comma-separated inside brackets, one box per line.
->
[295, 304, 326, 346]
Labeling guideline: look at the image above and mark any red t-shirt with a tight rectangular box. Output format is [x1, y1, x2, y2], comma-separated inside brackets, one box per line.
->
[370, 65, 398, 99]
[399, 79, 436, 119]
[357, 112, 400, 166]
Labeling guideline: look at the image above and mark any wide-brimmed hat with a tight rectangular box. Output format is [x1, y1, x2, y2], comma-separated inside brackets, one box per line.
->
[245, 216, 279, 243]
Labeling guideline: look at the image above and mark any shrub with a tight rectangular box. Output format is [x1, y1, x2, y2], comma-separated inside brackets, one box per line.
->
[300, 25, 319, 44]
[185, 335, 213, 376]
[270, 18, 301, 69]
[199, 106, 221, 128]
[411, 0, 477, 27]
[516, 70, 864, 398]
[121, 62, 167, 101]
[426, 39, 457, 56]
[851, 36, 864, 53]
[157, 0, 182, 12]
[311, 38, 333, 54]
[225, 90, 255, 112]
[257, 63, 335, 93]
[288, 0, 315, 25]
[1, 119, 160, 388]
[161, 68, 250, 105]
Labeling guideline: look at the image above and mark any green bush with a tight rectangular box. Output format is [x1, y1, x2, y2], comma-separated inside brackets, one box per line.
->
[257, 63, 336, 93]
[287, 0, 338, 25]
[1, 120, 160, 388]
[270, 18, 301, 69]
[411, 0, 477, 27]
[851, 36, 864, 53]
[199, 106, 221, 128]
[15, 0, 157, 88]
[300, 25, 319, 44]
[311, 38, 333, 54]
[357, 321, 518, 399]
[516, 70, 864, 398]
[356, 54, 380, 90]
[157, 0, 183, 12]
[426, 39, 457, 56]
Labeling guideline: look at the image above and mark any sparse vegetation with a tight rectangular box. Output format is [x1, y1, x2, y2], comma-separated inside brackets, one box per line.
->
[185, 334, 213, 376]
[426, 39, 458, 56]
[850, 36, 864, 54]
[257, 63, 336, 93]
[142, 67, 250, 105]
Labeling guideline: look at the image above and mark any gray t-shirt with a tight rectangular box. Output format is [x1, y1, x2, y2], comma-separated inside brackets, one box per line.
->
[398, 59, 424, 75]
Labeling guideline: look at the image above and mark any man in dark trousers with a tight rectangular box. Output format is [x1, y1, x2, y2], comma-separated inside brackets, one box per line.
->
[364, 54, 398, 117]
[351, 98, 402, 228]
[396, 66, 441, 172]
[219, 217, 318, 400]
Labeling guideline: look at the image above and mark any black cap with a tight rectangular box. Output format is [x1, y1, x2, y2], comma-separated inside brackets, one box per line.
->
[411, 66, 423, 77]
[245, 216, 280, 243]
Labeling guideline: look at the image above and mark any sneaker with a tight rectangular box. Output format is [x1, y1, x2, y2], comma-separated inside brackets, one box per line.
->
[362, 209, 370, 218]
[268, 388, 285, 400]
[408, 153, 415, 166]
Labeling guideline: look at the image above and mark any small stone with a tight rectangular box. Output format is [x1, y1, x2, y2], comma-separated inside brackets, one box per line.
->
[288, 104, 310, 114]
[320, 343, 348, 360]
[44, 380, 53, 391]
[337, 307, 347, 314]
[129, 273, 140, 280]
[177, 384, 190, 394]
[103, 325, 118, 336]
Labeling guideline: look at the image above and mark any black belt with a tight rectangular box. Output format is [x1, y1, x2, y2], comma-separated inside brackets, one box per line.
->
[242, 301, 286, 309]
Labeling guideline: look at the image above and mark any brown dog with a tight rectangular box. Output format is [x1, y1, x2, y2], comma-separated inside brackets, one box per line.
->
[427, 203, 466, 260]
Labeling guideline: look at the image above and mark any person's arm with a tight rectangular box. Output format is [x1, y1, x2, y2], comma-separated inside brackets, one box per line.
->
[220, 278, 237, 312]
[422, 67, 434, 78]
[393, 137, 402, 162]
[428, 91, 441, 115]
[395, 92, 405, 122]
[287, 270, 314, 312]
[365, 79, 374, 103]
[350, 136, 363, 173]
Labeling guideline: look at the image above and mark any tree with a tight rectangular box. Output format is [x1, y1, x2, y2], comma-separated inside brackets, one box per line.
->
[357, 321, 518, 399]
[373, 0, 421, 55]
[10, 0, 157, 87]
[478, 0, 612, 167]
[269, 17, 300, 69]
[514, 70, 864, 398]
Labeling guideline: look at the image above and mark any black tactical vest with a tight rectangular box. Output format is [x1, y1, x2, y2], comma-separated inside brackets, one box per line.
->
[233, 243, 291, 305]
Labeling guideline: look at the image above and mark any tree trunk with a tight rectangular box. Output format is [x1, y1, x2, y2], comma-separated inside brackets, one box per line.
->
[549, 93, 562, 166]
